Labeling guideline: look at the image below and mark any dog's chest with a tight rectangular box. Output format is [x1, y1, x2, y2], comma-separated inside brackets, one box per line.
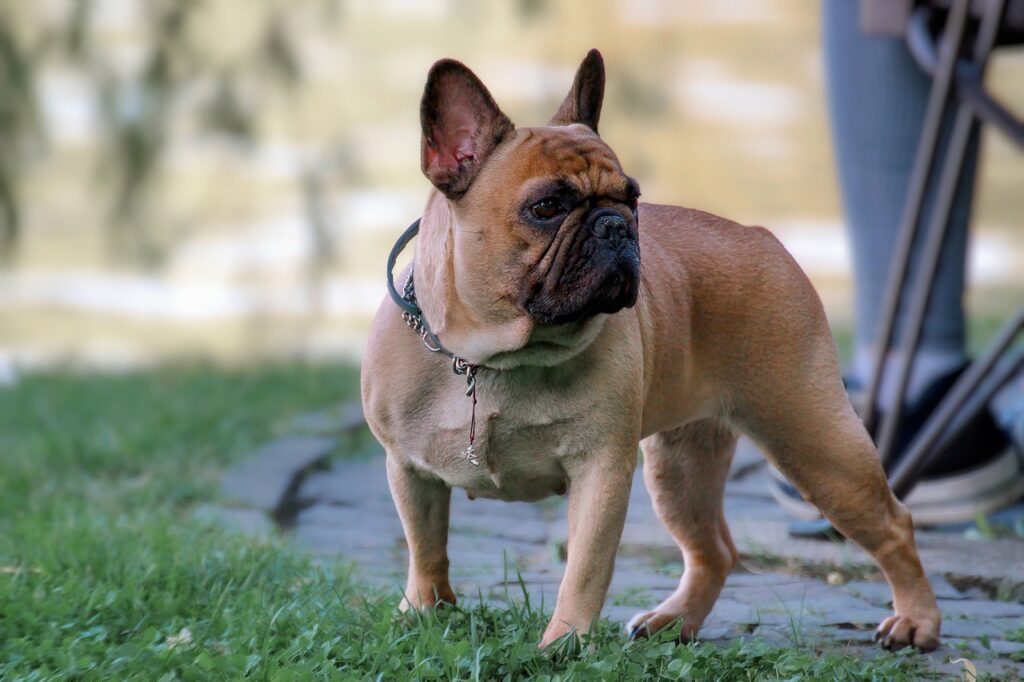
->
[411, 392, 588, 502]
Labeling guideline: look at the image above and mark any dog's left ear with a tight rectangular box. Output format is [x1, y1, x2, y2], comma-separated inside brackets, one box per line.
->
[421, 59, 514, 200]
[549, 49, 605, 133]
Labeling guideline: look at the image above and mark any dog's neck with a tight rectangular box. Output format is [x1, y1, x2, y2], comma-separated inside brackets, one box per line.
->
[412, 191, 604, 369]
[413, 191, 533, 365]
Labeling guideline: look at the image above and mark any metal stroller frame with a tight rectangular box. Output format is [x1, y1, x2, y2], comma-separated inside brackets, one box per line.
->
[796, 0, 1024, 537]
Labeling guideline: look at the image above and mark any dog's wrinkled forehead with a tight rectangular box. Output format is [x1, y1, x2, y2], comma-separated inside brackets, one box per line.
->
[508, 125, 629, 196]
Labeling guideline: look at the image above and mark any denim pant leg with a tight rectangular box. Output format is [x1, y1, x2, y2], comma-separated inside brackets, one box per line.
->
[822, 0, 979, 359]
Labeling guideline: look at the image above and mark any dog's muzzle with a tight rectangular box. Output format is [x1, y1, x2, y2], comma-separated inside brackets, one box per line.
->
[522, 207, 640, 325]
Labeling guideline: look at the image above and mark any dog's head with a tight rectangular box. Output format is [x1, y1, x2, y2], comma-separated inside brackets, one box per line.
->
[415, 49, 641, 366]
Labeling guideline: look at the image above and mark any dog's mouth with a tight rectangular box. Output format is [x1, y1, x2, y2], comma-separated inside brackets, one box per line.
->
[520, 208, 640, 326]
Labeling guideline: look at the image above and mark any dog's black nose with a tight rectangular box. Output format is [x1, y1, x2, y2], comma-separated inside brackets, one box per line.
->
[588, 210, 628, 240]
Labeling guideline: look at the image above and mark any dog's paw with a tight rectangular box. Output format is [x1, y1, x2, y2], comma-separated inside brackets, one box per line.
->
[538, 620, 581, 652]
[398, 583, 456, 612]
[874, 613, 940, 652]
[625, 610, 698, 643]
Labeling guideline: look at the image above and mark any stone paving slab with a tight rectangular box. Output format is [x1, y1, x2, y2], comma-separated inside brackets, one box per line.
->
[221, 435, 337, 514]
[450, 515, 550, 544]
[940, 598, 1024, 619]
[297, 504, 404, 534]
[296, 524, 401, 555]
[213, 408, 1024, 678]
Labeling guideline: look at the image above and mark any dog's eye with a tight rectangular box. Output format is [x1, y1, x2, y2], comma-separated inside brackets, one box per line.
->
[624, 180, 641, 217]
[531, 198, 563, 221]
[626, 191, 640, 215]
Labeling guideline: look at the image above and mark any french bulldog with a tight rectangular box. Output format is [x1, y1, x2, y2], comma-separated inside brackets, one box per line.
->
[361, 49, 941, 652]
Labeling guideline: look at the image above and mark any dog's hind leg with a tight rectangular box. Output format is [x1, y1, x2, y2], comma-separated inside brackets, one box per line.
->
[627, 419, 739, 641]
[732, 334, 941, 651]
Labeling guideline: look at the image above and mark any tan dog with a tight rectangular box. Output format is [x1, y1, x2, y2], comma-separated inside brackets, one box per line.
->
[361, 49, 941, 652]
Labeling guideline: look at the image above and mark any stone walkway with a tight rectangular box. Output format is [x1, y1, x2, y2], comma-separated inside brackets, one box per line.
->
[209, 404, 1024, 679]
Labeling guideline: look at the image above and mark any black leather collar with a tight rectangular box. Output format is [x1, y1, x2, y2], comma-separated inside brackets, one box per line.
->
[385, 217, 483, 465]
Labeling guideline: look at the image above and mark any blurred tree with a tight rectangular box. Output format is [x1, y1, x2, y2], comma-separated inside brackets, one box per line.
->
[0, 8, 43, 259]
[0, 0, 334, 267]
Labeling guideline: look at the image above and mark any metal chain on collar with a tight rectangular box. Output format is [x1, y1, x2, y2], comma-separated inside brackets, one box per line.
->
[399, 269, 481, 466]
[400, 271, 443, 352]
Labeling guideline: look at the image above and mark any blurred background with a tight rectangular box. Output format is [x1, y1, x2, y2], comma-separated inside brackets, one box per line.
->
[1, 0, 1022, 375]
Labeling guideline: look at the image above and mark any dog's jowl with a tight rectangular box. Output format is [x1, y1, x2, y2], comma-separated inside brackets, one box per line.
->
[361, 49, 941, 652]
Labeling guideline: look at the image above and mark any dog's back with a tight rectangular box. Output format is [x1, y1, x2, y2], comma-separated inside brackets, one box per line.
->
[634, 202, 838, 435]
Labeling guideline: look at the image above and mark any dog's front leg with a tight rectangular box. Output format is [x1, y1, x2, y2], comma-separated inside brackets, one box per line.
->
[540, 453, 635, 649]
[385, 455, 456, 610]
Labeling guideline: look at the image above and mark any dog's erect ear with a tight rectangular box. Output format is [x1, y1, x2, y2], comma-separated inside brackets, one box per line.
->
[420, 59, 514, 199]
[549, 49, 605, 132]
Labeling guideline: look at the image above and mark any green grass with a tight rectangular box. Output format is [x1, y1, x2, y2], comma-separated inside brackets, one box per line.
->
[0, 361, 940, 679]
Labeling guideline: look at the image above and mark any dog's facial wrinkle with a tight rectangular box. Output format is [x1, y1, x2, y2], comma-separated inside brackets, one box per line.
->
[524, 222, 585, 321]
[523, 204, 639, 324]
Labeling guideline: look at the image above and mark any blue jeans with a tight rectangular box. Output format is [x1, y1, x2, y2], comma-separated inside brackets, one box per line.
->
[823, 0, 980, 362]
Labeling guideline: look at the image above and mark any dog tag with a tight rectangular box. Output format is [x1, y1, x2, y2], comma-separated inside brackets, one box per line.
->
[462, 443, 480, 466]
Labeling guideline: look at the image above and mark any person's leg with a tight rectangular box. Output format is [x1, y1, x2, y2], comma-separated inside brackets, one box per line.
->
[822, 0, 980, 406]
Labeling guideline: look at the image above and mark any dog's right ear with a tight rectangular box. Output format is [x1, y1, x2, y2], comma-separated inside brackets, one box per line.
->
[420, 59, 514, 200]
[549, 49, 605, 133]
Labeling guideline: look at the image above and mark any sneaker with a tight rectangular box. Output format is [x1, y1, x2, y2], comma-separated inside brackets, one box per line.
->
[767, 364, 1024, 526]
